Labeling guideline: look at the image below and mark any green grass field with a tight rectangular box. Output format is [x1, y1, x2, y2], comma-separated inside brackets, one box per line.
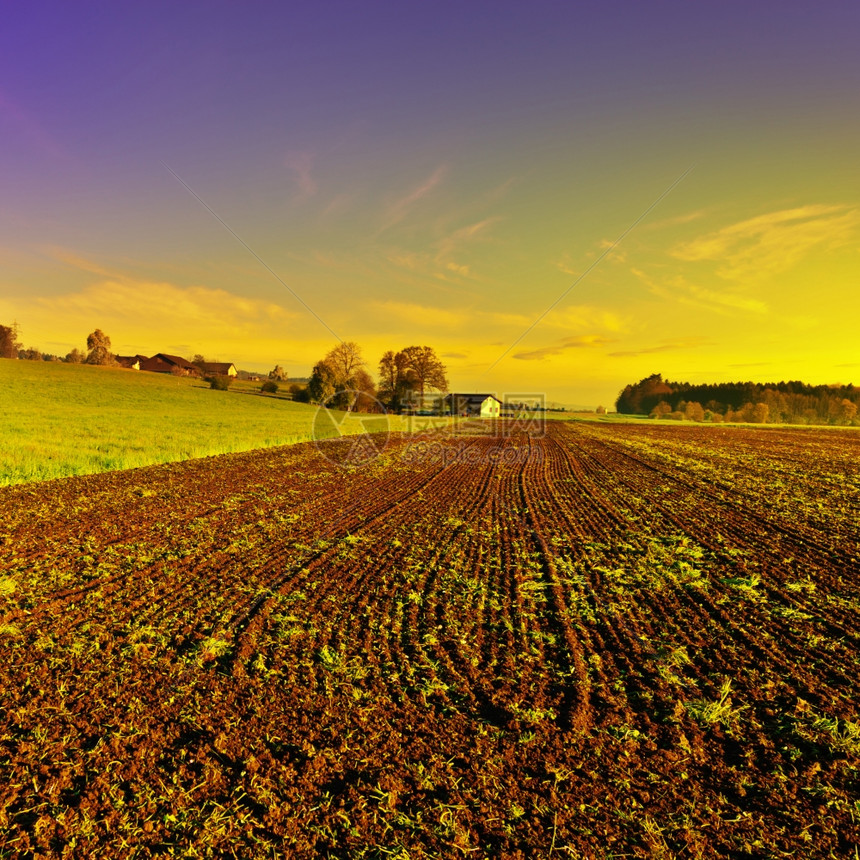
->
[0, 360, 407, 485]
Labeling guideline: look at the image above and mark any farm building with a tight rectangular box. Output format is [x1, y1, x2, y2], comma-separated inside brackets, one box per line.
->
[444, 393, 503, 418]
[139, 354, 200, 376]
[197, 362, 238, 377]
[115, 355, 147, 370]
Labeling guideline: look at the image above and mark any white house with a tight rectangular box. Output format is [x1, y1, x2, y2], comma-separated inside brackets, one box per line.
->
[443, 393, 503, 418]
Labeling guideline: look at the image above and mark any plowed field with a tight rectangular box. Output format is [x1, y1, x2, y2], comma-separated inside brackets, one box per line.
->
[1, 421, 858, 858]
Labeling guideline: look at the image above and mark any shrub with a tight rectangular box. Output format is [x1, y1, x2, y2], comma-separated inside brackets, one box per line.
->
[290, 383, 310, 403]
[261, 380, 279, 394]
[649, 401, 673, 419]
[206, 375, 232, 391]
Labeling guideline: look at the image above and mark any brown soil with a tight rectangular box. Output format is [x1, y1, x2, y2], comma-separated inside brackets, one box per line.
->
[0, 421, 858, 858]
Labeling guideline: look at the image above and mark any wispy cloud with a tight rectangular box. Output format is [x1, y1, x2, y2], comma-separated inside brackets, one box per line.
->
[671, 204, 860, 282]
[642, 209, 709, 231]
[379, 165, 447, 232]
[384, 215, 501, 284]
[554, 255, 581, 277]
[37, 280, 298, 335]
[385, 251, 428, 272]
[550, 305, 630, 333]
[608, 337, 715, 359]
[514, 335, 614, 361]
[373, 300, 464, 329]
[681, 283, 767, 313]
[50, 249, 121, 279]
[599, 238, 627, 262]
[632, 268, 768, 315]
[556, 238, 626, 275]
[372, 301, 534, 333]
[2, 265, 304, 364]
[486, 310, 531, 328]
[319, 192, 354, 219]
[435, 216, 501, 263]
[284, 151, 317, 200]
[308, 249, 372, 273]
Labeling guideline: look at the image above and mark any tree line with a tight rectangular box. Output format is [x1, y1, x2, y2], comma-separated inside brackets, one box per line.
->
[0, 323, 114, 365]
[616, 373, 860, 425]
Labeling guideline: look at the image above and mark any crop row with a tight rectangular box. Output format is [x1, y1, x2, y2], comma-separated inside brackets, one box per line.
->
[0, 422, 858, 857]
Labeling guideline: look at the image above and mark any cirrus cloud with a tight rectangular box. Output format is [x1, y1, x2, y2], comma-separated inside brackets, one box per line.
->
[514, 334, 615, 361]
[671, 204, 860, 283]
[378, 164, 448, 233]
[3, 273, 303, 362]
[608, 337, 716, 359]
[37, 280, 298, 334]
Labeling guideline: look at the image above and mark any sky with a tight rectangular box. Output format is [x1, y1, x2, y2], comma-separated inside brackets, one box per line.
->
[1, 0, 859, 407]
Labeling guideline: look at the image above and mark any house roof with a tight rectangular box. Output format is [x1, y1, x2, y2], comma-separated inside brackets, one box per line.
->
[197, 362, 236, 375]
[138, 356, 175, 373]
[115, 355, 142, 368]
[444, 393, 502, 405]
[154, 353, 199, 371]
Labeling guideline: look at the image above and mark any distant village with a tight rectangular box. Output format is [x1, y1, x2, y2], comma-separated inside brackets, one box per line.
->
[115, 352, 239, 379]
[116, 352, 547, 419]
[0, 323, 574, 416]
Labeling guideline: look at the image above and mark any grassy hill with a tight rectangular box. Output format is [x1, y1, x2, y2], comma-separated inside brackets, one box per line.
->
[0, 360, 403, 485]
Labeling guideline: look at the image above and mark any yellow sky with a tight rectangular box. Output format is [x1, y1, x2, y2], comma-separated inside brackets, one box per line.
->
[5, 195, 859, 407]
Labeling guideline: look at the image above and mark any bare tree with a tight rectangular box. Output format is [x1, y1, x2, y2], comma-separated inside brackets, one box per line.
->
[378, 350, 416, 409]
[378, 350, 399, 399]
[325, 341, 365, 387]
[399, 345, 448, 403]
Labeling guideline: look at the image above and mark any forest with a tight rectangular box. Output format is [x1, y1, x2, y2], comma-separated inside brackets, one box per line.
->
[616, 373, 860, 425]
